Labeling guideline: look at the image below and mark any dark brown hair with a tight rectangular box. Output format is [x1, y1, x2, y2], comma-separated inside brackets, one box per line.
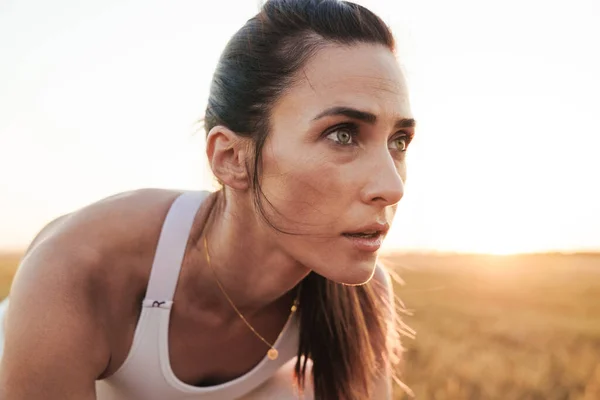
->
[204, 0, 406, 398]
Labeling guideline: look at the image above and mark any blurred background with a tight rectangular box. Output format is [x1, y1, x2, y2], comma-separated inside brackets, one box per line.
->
[1, 0, 599, 398]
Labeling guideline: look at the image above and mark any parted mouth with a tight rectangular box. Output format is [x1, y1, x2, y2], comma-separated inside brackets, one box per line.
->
[342, 231, 382, 238]
[342, 222, 389, 237]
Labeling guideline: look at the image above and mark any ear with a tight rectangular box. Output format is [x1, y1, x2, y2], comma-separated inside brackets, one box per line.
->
[206, 125, 251, 191]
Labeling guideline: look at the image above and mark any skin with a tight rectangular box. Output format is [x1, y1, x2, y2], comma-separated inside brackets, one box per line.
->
[0, 42, 413, 399]
[204, 43, 414, 306]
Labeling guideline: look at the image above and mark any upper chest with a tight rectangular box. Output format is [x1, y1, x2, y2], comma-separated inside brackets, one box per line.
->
[100, 262, 294, 389]
[166, 295, 294, 387]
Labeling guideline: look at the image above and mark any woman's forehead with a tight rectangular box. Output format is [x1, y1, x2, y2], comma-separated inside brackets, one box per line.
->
[303, 43, 406, 91]
[275, 44, 411, 123]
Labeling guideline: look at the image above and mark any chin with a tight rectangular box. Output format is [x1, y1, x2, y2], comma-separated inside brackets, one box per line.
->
[292, 235, 381, 285]
[316, 256, 378, 286]
[341, 261, 378, 286]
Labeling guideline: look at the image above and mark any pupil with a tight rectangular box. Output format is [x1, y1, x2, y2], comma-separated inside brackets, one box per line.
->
[339, 131, 350, 143]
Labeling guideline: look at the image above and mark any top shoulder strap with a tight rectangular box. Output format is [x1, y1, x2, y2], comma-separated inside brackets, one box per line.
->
[143, 190, 209, 306]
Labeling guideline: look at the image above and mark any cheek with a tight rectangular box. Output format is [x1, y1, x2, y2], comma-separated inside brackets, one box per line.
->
[259, 140, 352, 230]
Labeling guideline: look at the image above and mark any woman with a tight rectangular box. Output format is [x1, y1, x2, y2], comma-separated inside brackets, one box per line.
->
[0, 0, 415, 398]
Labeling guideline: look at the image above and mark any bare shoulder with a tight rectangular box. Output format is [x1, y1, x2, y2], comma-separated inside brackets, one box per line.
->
[9, 187, 192, 319]
[13, 187, 187, 312]
[1, 188, 188, 394]
[11, 187, 187, 307]
[24, 188, 184, 260]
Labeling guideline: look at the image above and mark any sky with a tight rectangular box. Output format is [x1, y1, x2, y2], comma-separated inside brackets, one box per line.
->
[1, 0, 599, 254]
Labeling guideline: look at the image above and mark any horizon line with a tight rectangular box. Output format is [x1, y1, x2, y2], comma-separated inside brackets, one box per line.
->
[1, 248, 599, 258]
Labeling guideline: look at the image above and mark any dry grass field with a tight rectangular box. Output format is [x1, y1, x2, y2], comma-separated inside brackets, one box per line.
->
[381, 252, 600, 400]
[1, 251, 599, 399]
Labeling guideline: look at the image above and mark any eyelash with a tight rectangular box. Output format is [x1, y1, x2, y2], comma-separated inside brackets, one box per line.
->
[323, 123, 413, 151]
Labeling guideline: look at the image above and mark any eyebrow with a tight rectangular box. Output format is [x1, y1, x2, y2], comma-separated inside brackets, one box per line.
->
[312, 106, 416, 130]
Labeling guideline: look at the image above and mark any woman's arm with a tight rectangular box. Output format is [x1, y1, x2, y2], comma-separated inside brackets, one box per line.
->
[0, 237, 111, 399]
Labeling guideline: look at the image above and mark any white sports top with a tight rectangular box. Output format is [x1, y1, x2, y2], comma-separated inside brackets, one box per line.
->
[0, 191, 313, 400]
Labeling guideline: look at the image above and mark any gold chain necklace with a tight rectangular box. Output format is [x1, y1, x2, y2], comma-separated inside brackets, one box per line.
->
[202, 234, 299, 361]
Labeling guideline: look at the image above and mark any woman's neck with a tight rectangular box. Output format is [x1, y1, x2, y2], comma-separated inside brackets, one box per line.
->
[183, 190, 309, 319]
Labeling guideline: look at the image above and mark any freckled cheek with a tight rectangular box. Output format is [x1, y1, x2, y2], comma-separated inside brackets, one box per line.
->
[260, 147, 352, 225]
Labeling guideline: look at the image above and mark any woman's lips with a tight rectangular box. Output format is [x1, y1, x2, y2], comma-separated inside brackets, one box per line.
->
[342, 232, 384, 252]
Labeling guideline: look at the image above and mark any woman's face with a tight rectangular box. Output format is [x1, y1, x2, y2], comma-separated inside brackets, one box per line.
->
[259, 43, 415, 285]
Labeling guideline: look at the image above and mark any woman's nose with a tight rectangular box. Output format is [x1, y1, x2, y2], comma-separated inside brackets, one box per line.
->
[360, 155, 405, 206]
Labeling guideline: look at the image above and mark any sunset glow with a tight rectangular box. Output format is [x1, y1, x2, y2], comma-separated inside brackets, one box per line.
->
[1, 0, 598, 254]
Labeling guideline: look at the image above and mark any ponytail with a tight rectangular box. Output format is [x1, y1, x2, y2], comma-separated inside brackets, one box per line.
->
[295, 268, 404, 399]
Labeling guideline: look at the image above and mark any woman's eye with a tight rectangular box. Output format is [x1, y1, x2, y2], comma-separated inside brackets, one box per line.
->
[390, 136, 408, 151]
[326, 128, 356, 146]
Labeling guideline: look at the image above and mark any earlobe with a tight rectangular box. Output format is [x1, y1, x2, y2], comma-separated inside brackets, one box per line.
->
[206, 125, 250, 190]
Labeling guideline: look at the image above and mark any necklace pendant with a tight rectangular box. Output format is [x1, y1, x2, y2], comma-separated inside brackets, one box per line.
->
[267, 348, 279, 360]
